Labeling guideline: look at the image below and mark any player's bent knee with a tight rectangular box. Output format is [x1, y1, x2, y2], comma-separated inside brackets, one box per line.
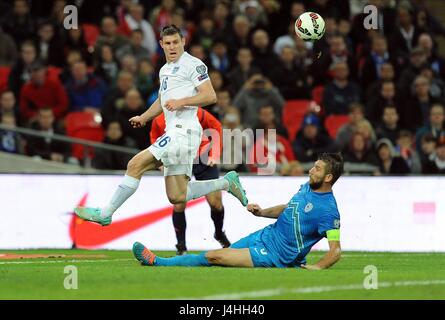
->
[205, 250, 224, 265]
[167, 193, 186, 205]
[174, 203, 186, 212]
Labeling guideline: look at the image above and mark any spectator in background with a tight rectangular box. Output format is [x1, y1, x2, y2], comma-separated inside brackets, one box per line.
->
[208, 69, 225, 93]
[191, 13, 218, 53]
[26, 107, 70, 163]
[35, 20, 64, 67]
[220, 107, 250, 173]
[335, 102, 366, 151]
[233, 72, 285, 128]
[149, 0, 176, 36]
[227, 47, 261, 97]
[102, 70, 135, 125]
[270, 46, 310, 100]
[279, 160, 305, 176]
[0, 27, 18, 66]
[59, 50, 83, 84]
[250, 29, 280, 78]
[366, 80, 399, 124]
[8, 41, 37, 98]
[95, 45, 120, 86]
[227, 15, 252, 61]
[20, 60, 68, 123]
[293, 113, 336, 162]
[365, 62, 395, 102]
[254, 105, 288, 139]
[116, 88, 150, 149]
[63, 28, 93, 66]
[343, 132, 379, 167]
[356, 119, 377, 148]
[323, 62, 362, 115]
[423, 138, 445, 174]
[0, 91, 19, 123]
[136, 58, 155, 100]
[395, 129, 422, 173]
[375, 105, 401, 145]
[0, 112, 22, 154]
[93, 120, 136, 170]
[125, 4, 157, 56]
[389, 5, 421, 69]
[419, 133, 437, 172]
[417, 32, 445, 79]
[247, 126, 295, 175]
[95, 16, 130, 58]
[375, 138, 411, 175]
[208, 89, 232, 120]
[311, 34, 357, 86]
[397, 46, 428, 95]
[64, 60, 107, 113]
[237, 0, 269, 29]
[419, 66, 445, 101]
[403, 75, 442, 131]
[116, 29, 152, 64]
[294, 37, 314, 72]
[209, 38, 230, 74]
[188, 43, 211, 67]
[120, 54, 138, 79]
[1, 0, 35, 46]
[359, 34, 395, 90]
[415, 103, 445, 152]
[213, 1, 231, 36]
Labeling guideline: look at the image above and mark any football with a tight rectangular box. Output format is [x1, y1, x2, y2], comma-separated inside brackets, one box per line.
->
[295, 12, 326, 41]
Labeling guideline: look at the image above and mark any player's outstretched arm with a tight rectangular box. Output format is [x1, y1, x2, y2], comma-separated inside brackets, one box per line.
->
[164, 81, 217, 111]
[301, 239, 341, 270]
[129, 98, 162, 128]
[247, 204, 287, 219]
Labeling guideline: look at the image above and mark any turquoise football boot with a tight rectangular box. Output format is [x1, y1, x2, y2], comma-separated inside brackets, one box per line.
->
[74, 207, 112, 226]
[223, 171, 248, 206]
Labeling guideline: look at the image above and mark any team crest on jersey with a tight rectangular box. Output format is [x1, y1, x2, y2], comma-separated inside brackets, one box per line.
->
[334, 219, 340, 228]
[172, 66, 180, 74]
[304, 202, 313, 213]
[196, 65, 207, 75]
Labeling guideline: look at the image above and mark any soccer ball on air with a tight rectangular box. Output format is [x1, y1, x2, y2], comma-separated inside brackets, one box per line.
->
[295, 12, 325, 41]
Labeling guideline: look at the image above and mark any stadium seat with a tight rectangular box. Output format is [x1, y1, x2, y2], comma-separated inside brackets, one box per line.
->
[0, 66, 11, 93]
[282, 99, 312, 142]
[311, 85, 325, 106]
[65, 111, 104, 161]
[324, 114, 351, 139]
[81, 23, 100, 48]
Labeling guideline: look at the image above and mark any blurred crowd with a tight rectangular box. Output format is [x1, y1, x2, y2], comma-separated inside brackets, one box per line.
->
[0, 0, 444, 175]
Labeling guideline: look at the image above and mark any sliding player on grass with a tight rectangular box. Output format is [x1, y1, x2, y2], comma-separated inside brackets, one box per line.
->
[133, 153, 343, 270]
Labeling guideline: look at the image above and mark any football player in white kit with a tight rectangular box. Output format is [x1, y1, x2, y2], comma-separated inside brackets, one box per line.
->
[74, 25, 248, 226]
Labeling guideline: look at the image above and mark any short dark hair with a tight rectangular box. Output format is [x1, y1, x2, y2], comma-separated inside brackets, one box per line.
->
[160, 25, 183, 39]
[318, 152, 344, 185]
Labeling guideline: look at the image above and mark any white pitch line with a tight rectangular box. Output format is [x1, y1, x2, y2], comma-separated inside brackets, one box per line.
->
[0, 258, 134, 265]
[176, 280, 445, 300]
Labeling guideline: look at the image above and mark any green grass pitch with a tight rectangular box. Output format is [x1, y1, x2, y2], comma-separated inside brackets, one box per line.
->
[1, 249, 444, 300]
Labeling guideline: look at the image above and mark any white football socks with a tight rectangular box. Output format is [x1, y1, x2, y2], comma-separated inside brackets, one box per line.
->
[101, 175, 140, 218]
[185, 178, 229, 201]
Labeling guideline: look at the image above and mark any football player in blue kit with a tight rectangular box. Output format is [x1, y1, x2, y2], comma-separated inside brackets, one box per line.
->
[133, 153, 343, 270]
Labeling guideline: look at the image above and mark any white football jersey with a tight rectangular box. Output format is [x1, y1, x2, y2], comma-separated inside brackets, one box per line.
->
[158, 52, 210, 131]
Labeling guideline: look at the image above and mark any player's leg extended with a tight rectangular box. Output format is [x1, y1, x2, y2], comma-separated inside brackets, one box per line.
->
[75, 149, 162, 225]
[172, 202, 187, 255]
[206, 191, 231, 248]
[180, 172, 248, 206]
[132, 242, 253, 267]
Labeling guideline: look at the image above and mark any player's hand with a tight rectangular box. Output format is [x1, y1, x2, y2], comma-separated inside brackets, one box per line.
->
[207, 158, 218, 167]
[129, 115, 147, 128]
[301, 264, 322, 270]
[247, 204, 262, 217]
[164, 99, 184, 111]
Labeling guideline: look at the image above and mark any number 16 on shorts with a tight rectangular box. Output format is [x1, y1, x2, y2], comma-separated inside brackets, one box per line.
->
[156, 134, 171, 148]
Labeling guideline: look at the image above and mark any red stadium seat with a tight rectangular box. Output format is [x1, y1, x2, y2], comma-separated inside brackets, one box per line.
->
[311, 85, 325, 106]
[0, 66, 11, 93]
[65, 112, 104, 161]
[81, 23, 100, 47]
[324, 114, 351, 139]
[282, 100, 312, 142]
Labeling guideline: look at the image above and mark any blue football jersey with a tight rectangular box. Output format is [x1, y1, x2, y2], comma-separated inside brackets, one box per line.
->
[258, 182, 341, 267]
